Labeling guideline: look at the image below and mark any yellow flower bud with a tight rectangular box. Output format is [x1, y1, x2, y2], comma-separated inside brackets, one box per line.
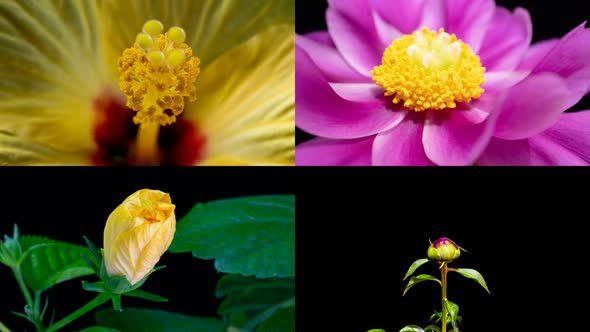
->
[103, 189, 176, 285]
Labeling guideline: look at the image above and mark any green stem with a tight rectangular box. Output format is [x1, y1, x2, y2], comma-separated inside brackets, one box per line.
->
[12, 266, 33, 307]
[12, 266, 44, 331]
[441, 263, 448, 332]
[46, 293, 110, 332]
[0, 321, 12, 332]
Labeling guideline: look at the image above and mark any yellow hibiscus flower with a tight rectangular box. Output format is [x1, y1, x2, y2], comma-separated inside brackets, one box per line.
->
[0, 0, 294, 165]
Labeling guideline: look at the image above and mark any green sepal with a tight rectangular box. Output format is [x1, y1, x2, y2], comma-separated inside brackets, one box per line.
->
[82, 281, 108, 293]
[126, 289, 168, 303]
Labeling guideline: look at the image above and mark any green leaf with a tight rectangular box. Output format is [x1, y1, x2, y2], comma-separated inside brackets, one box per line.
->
[76, 327, 121, 332]
[451, 268, 490, 294]
[95, 308, 227, 332]
[403, 274, 441, 296]
[445, 301, 460, 332]
[403, 258, 430, 280]
[423, 325, 441, 332]
[169, 195, 295, 278]
[256, 306, 294, 332]
[19, 236, 94, 292]
[216, 274, 294, 330]
[399, 326, 424, 332]
[367, 330, 386, 332]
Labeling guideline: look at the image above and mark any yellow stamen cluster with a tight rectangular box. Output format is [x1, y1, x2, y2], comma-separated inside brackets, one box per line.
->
[372, 28, 486, 112]
[118, 20, 200, 125]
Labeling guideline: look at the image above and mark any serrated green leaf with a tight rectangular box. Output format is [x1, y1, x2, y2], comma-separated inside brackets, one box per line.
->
[399, 325, 424, 332]
[403, 258, 430, 280]
[95, 308, 227, 332]
[19, 236, 94, 292]
[256, 306, 294, 332]
[76, 327, 121, 332]
[451, 268, 490, 294]
[169, 195, 295, 278]
[216, 274, 294, 330]
[403, 274, 441, 296]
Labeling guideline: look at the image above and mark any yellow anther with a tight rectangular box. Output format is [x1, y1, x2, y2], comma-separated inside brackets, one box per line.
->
[118, 20, 200, 126]
[147, 50, 166, 65]
[143, 19, 164, 36]
[167, 49, 186, 68]
[372, 28, 486, 112]
[136, 33, 154, 50]
[168, 26, 186, 44]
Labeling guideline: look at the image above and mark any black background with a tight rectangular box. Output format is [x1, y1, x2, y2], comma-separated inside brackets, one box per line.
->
[295, 0, 590, 144]
[297, 168, 589, 331]
[0, 168, 294, 331]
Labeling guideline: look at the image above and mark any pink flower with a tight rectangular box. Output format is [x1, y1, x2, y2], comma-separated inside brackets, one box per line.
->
[296, 0, 590, 165]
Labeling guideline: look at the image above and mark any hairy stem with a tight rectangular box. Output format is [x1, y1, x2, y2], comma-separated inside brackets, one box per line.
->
[46, 293, 110, 332]
[0, 321, 12, 332]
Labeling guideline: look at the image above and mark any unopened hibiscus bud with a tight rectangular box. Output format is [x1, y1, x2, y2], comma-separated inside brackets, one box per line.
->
[427, 237, 460, 263]
[103, 189, 176, 285]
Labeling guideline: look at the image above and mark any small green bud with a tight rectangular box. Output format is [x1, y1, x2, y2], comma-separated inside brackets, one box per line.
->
[427, 237, 460, 263]
[0, 225, 23, 267]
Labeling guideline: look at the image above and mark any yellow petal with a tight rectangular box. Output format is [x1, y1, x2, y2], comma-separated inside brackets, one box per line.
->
[187, 24, 294, 165]
[0, 131, 91, 165]
[0, 0, 111, 161]
[98, 0, 294, 78]
[199, 155, 293, 166]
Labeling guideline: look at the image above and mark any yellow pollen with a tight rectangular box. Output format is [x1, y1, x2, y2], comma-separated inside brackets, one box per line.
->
[371, 28, 486, 112]
[118, 20, 200, 126]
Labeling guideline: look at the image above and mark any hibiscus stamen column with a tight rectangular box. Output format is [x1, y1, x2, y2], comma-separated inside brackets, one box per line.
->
[118, 20, 200, 165]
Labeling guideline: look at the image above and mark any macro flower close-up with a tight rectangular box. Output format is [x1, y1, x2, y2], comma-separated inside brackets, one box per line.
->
[0, 0, 294, 165]
[296, 0, 590, 165]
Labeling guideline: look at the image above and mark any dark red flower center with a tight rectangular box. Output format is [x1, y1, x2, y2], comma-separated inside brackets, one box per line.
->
[92, 89, 206, 165]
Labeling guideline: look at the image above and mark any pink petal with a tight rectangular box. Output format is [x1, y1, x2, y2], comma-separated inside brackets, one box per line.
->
[443, 0, 495, 52]
[296, 136, 375, 166]
[532, 22, 590, 109]
[419, 0, 446, 31]
[484, 71, 529, 92]
[477, 137, 531, 165]
[326, 0, 385, 76]
[422, 104, 498, 165]
[296, 34, 369, 83]
[517, 39, 559, 71]
[372, 114, 435, 165]
[529, 111, 590, 165]
[494, 73, 570, 140]
[305, 31, 335, 46]
[373, 0, 426, 34]
[479, 7, 532, 71]
[371, 7, 403, 47]
[329, 83, 386, 103]
[296, 46, 406, 139]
